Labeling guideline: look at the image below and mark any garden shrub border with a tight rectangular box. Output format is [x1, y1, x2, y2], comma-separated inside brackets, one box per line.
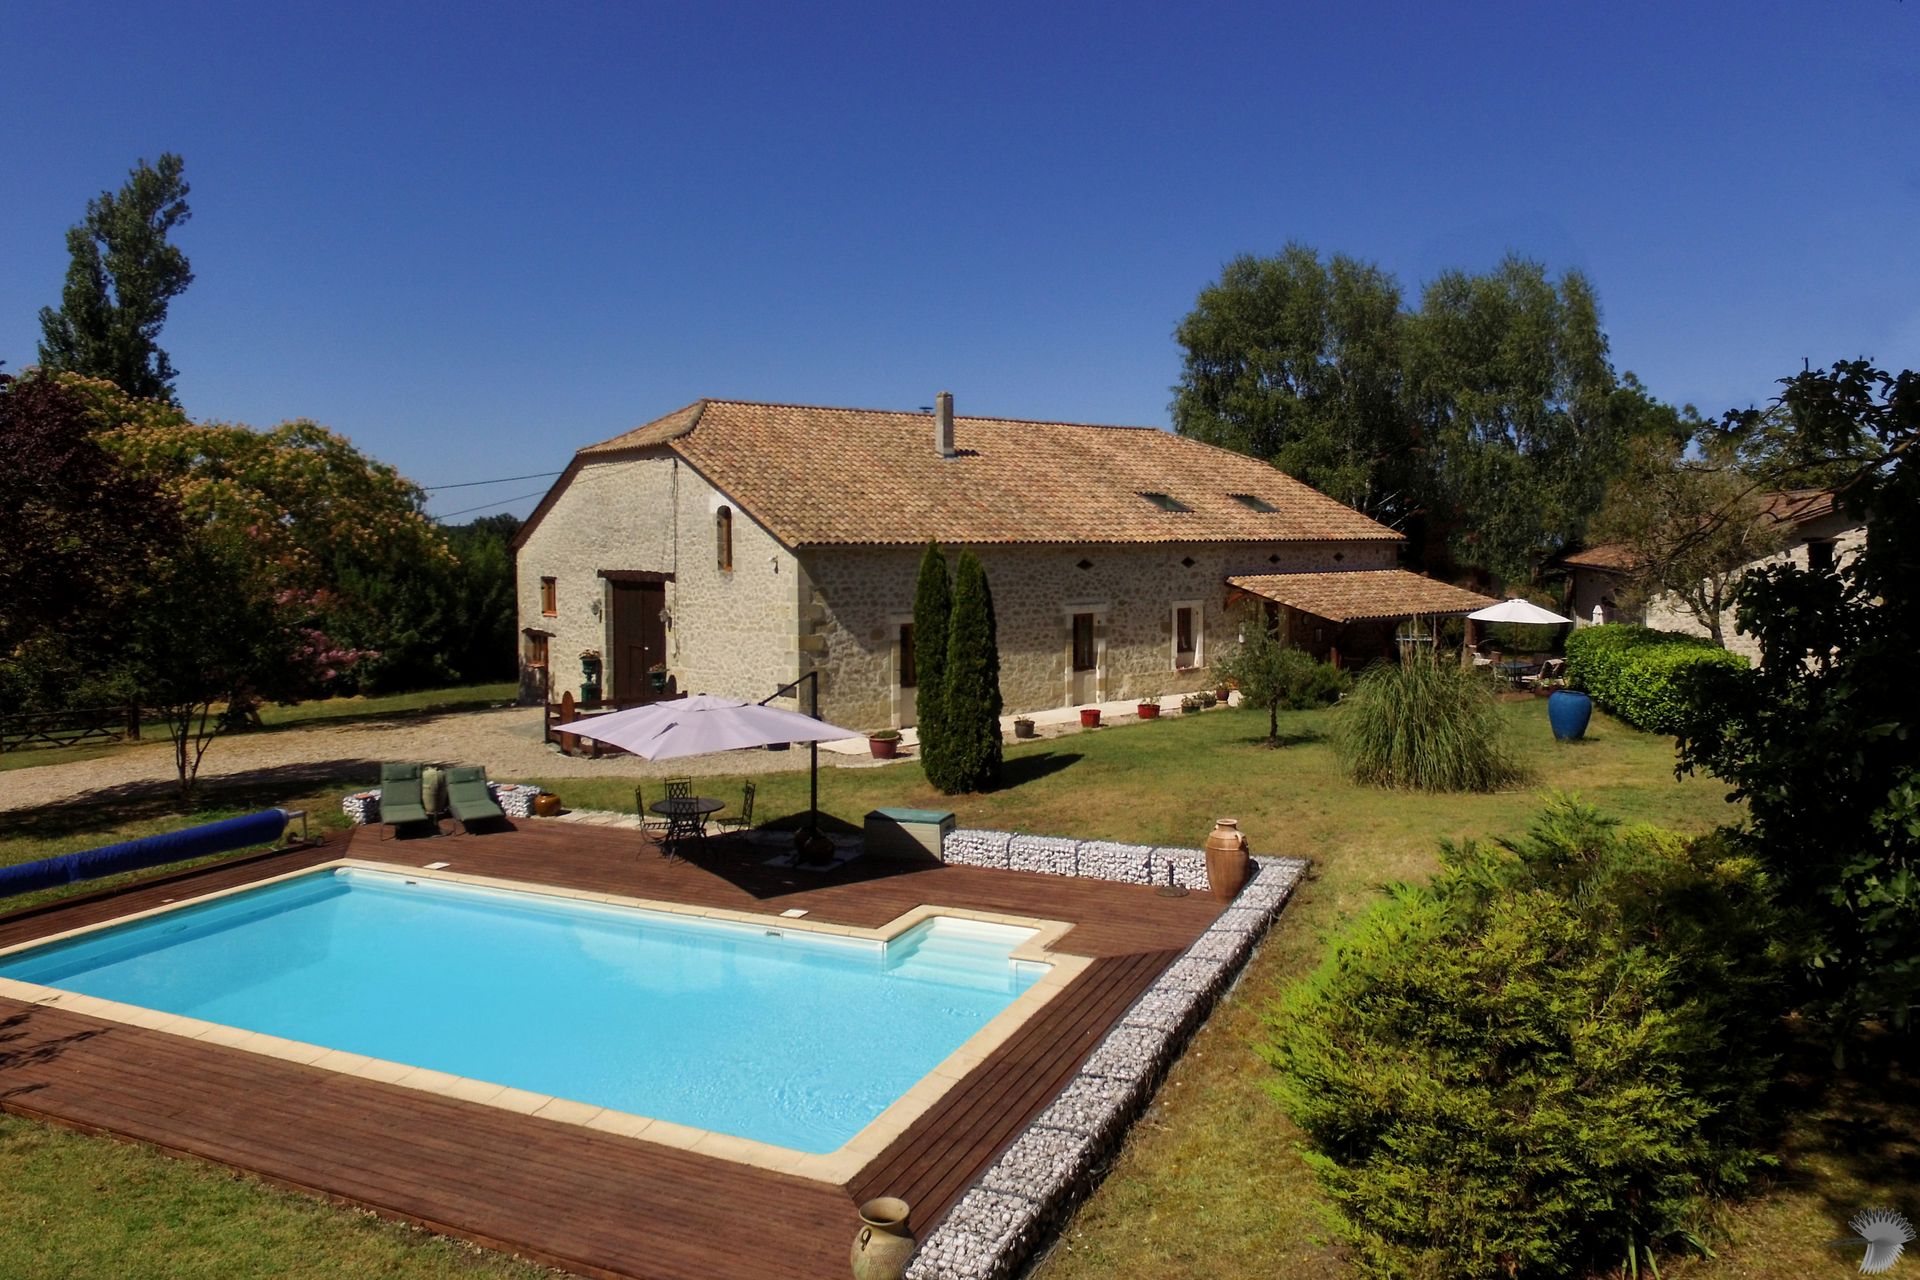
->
[1564, 624, 1748, 733]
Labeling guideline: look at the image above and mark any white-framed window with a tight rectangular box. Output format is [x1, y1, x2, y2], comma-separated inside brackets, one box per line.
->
[1171, 599, 1203, 668]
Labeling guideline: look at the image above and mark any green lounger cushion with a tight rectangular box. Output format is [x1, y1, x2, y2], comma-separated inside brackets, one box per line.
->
[446, 765, 505, 825]
[378, 762, 432, 826]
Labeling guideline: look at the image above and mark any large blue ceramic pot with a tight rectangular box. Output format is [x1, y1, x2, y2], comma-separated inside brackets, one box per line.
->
[1548, 689, 1593, 742]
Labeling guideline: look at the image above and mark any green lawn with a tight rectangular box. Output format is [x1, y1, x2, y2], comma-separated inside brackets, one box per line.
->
[1, 697, 1905, 1278]
[0, 682, 519, 775]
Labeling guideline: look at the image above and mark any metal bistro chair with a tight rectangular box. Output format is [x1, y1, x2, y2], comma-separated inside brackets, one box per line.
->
[634, 785, 670, 857]
[661, 802, 706, 859]
[715, 781, 756, 835]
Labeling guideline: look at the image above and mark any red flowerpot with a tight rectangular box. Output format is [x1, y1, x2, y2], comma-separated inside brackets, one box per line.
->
[1079, 708, 1102, 728]
[869, 735, 900, 759]
[1137, 702, 1161, 719]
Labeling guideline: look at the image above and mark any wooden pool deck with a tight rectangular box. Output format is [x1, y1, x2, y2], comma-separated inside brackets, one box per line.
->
[0, 819, 1227, 1279]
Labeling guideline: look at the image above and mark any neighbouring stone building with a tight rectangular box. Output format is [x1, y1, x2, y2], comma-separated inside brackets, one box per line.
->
[1557, 488, 1868, 664]
[511, 395, 1494, 730]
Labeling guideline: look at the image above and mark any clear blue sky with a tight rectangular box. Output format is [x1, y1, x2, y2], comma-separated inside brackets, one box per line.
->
[4, 1, 1915, 521]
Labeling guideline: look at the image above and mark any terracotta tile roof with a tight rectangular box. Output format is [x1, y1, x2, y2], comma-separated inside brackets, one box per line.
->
[1556, 543, 1642, 572]
[1759, 488, 1839, 524]
[1554, 489, 1846, 575]
[1227, 570, 1497, 623]
[568, 399, 1401, 548]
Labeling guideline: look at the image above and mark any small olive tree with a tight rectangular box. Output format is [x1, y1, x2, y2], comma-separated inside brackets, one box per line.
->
[1213, 607, 1346, 745]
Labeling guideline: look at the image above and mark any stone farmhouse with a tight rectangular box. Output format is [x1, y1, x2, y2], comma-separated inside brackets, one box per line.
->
[1558, 488, 1867, 664]
[511, 395, 1494, 730]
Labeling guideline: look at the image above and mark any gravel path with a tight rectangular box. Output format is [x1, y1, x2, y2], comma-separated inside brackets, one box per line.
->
[2, 705, 906, 814]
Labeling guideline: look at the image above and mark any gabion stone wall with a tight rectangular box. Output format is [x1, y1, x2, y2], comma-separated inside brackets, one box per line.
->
[905, 855, 1309, 1280]
[942, 829, 1211, 892]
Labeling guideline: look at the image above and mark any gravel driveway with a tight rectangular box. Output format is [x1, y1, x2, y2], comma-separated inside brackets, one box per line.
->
[2, 705, 900, 814]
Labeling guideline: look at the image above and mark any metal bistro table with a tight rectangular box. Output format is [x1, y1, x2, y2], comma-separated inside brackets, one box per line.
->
[1495, 660, 1538, 688]
[649, 796, 725, 855]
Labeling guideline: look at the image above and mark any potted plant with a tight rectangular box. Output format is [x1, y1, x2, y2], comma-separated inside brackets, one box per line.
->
[1548, 684, 1593, 743]
[1079, 707, 1102, 728]
[1137, 695, 1162, 720]
[1215, 680, 1233, 703]
[1199, 689, 1218, 708]
[579, 648, 603, 703]
[647, 662, 668, 693]
[868, 728, 902, 759]
[1180, 695, 1200, 714]
[1013, 716, 1037, 739]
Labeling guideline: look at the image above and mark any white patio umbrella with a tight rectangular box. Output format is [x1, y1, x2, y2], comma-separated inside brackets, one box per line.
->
[560, 690, 861, 849]
[1466, 598, 1572, 625]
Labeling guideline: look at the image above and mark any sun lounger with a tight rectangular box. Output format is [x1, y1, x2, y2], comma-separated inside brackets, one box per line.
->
[446, 765, 506, 832]
[378, 762, 434, 837]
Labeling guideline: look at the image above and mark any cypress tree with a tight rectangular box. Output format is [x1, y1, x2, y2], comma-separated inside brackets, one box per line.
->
[941, 550, 1003, 793]
[912, 540, 952, 789]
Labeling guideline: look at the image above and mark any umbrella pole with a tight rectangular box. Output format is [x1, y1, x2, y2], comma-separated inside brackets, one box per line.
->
[808, 669, 821, 841]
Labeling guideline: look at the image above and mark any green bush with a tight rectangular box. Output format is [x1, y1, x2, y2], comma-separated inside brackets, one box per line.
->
[1336, 657, 1527, 792]
[1266, 800, 1782, 1279]
[1565, 624, 1748, 733]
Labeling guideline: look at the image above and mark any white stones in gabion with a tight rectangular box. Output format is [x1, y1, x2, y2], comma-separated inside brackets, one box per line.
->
[1006, 834, 1080, 877]
[1149, 847, 1210, 891]
[1032, 1075, 1141, 1142]
[1120, 987, 1207, 1037]
[1074, 840, 1156, 885]
[905, 1190, 1041, 1280]
[341, 791, 380, 824]
[489, 782, 541, 819]
[1079, 1023, 1175, 1083]
[977, 1125, 1097, 1202]
[1212, 906, 1272, 934]
[943, 829, 1013, 869]
[1185, 929, 1255, 966]
[1154, 955, 1230, 994]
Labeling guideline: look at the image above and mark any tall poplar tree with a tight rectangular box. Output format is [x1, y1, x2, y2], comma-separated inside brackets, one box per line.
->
[912, 541, 953, 788]
[38, 153, 194, 403]
[940, 550, 1003, 794]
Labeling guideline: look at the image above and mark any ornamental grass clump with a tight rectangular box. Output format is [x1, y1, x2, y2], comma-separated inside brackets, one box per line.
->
[1265, 799, 1783, 1280]
[1336, 656, 1527, 792]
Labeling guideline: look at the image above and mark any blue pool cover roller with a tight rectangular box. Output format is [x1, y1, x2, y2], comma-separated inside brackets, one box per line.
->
[0, 809, 290, 900]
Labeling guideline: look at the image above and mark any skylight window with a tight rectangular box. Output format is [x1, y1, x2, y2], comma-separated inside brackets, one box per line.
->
[1139, 491, 1191, 512]
[1229, 493, 1278, 512]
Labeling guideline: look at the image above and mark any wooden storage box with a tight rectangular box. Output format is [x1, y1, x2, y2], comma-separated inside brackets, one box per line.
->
[864, 807, 955, 860]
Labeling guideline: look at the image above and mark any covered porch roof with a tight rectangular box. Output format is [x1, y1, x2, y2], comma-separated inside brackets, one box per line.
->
[1225, 569, 1497, 623]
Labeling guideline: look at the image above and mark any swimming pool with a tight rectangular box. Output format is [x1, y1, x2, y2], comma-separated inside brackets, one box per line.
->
[0, 866, 1053, 1155]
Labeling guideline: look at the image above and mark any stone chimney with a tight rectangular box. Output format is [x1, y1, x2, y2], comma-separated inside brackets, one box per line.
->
[935, 391, 956, 458]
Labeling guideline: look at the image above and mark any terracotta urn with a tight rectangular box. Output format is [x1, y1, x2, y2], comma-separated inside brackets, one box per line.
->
[1204, 818, 1250, 900]
[850, 1197, 916, 1280]
[532, 792, 562, 818]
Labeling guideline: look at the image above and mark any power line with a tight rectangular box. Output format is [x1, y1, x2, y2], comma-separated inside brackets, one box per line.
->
[420, 470, 563, 492]
[429, 488, 551, 521]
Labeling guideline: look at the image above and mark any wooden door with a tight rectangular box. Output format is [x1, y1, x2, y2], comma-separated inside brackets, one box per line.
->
[609, 581, 667, 702]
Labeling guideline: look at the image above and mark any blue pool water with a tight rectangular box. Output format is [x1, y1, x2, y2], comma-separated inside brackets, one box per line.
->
[0, 868, 1046, 1153]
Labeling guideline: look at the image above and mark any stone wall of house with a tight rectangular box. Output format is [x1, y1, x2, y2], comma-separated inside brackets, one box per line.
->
[800, 539, 1398, 730]
[1642, 513, 1867, 664]
[514, 453, 802, 706]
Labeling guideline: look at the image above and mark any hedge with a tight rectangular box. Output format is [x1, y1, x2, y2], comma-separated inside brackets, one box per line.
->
[1564, 624, 1748, 733]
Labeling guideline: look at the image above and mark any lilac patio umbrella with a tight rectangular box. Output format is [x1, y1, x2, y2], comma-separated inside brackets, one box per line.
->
[561, 693, 860, 760]
[560, 690, 861, 848]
